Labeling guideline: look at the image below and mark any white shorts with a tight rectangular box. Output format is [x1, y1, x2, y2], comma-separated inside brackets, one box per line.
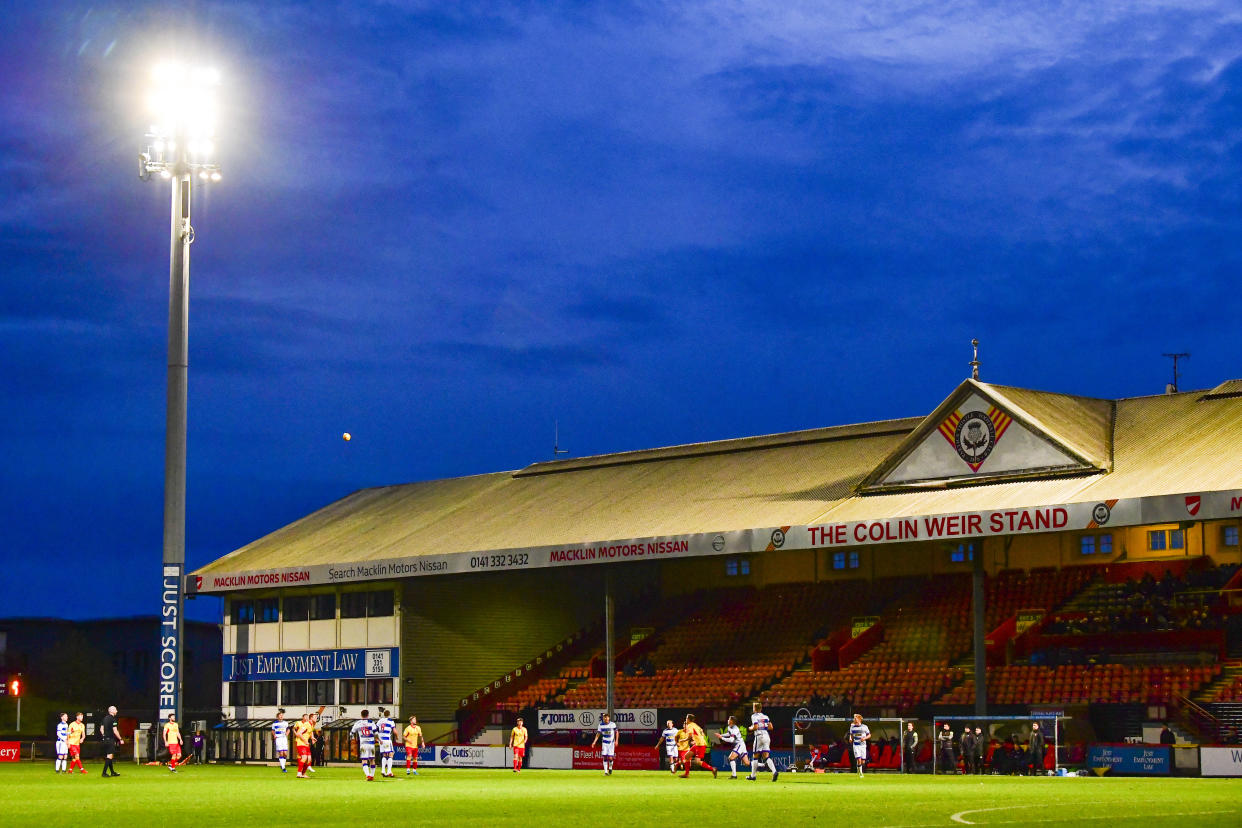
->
[601, 744, 616, 758]
[359, 744, 375, 760]
[753, 730, 771, 753]
[665, 745, 678, 757]
[852, 743, 868, 761]
[55, 741, 67, 756]
[274, 737, 289, 753]
[379, 741, 393, 755]
[726, 741, 748, 757]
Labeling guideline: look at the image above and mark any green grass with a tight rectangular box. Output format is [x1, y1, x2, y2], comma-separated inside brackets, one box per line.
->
[1, 762, 1239, 826]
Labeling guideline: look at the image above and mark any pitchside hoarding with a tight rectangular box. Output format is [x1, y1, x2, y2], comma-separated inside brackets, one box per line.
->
[538, 709, 659, 731]
[1087, 744, 1171, 775]
[224, 648, 398, 681]
[190, 490, 1242, 593]
[572, 746, 659, 770]
[1200, 747, 1242, 777]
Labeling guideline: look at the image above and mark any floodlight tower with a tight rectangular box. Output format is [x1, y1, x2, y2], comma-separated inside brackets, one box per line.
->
[138, 63, 222, 726]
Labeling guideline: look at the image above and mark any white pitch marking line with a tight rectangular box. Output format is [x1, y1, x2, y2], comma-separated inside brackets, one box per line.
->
[950, 805, 1034, 824]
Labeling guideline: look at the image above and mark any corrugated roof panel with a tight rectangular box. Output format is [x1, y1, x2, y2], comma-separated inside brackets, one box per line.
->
[195, 385, 1242, 577]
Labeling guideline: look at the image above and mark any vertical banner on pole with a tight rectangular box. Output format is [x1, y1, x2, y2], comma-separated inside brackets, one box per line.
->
[159, 564, 182, 721]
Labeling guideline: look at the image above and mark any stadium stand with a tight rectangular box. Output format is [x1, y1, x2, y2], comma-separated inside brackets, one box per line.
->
[557, 580, 879, 709]
[761, 567, 1096, 708]
[938, 663, 1220, 705]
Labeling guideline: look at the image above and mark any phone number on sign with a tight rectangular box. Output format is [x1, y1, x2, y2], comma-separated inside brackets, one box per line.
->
[468, 553, 530, 570]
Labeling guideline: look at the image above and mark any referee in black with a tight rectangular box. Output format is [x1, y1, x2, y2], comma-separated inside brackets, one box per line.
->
[101, 705, 125, 777]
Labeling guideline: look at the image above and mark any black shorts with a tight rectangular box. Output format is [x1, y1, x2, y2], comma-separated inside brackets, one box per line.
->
[102, 739, 117, 754]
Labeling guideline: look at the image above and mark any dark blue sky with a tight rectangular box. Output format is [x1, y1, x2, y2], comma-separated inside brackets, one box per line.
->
[3, 2, 1241, 622]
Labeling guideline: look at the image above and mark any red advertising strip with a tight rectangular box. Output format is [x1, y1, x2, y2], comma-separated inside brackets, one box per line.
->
[0, 742, 21, 762]
[572, 745, 659, 770]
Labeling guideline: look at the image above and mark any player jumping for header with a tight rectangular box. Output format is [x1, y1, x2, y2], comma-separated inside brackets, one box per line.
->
[747, 702, 778, 781]
[849, 713, 870, 778]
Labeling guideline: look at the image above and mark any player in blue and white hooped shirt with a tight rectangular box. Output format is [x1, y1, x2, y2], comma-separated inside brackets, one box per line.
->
[54, 713, 69, 773]
[272, 711, 290, 773]
[747, 702, 778, 781]
[719, 716, 752, 779]
[349, 710, 378, 780]
[590, 713, 618, 775]
[656, 719, 680, 773]
[376, 710, 396, 778]
[849, 713, 871, 778]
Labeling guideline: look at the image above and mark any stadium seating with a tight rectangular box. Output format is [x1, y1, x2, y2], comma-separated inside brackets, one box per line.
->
[558, 580, 877, 709]
[761, 660, 961, 708]
[939, 663, 1219, 705]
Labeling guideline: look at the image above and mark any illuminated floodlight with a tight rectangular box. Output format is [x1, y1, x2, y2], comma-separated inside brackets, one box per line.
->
[138, 61, 222, 183]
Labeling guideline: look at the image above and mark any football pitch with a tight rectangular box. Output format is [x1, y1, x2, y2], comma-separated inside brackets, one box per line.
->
[2, 764, 1240, 826]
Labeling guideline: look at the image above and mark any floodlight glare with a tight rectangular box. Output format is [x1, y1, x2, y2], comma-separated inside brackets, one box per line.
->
[139, 61, 221, 184]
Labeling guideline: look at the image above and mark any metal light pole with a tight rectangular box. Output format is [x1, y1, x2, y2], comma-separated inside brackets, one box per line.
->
[139, 63, 222, 726]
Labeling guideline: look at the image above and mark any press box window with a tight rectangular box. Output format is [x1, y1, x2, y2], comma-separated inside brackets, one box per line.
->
[309, 680, 335, 705]
[230, 600, 254, 625]
[1224, 526, 1240, 547]
[283, 596, 310, 622]
[311, 594, 336, 621]
[229, 680, 276, 706]
[342, 590, 393, 619]
[832, 551, 860, 570]
[950, 543, 975, 563]
[1079, 535, 1113, 556]
[725, 559, 750, 576]
[1169, 529, 1185, 550]
[1148, 531, 1167, 551]
[282, 680, 308, 706]
[257, 598, 280, 623]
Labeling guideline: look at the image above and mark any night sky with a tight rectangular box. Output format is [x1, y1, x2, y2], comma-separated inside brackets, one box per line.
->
[3, 3, 1241, 622]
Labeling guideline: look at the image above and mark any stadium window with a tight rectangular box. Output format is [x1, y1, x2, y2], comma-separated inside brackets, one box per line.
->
[1100, 534, 1113, 555]
[1169, 529, 1185, 550]
[848, 551, 859, 569]
[1224, 526, 1239, 547]
[950, 543, 975, 563]
[309, 680, 335, 705]
[725, 558, 751, 577]
[832, 552, 846, 570]
[230, 599, 255, 625]
[229, 681, 253, 706]
[367, 678, 394, 705]
[282, 680, 309, 706]
[340, 679, 366, 705]
[367, 590, 394, 617]
[310, 594, 336, 621]
[256, 598, 280, 623]
[340, 592, 368, 619]
[283, 595, 310, 622]
[253, 681, 278, 706]
[1080, 536, 1096, 555]
[1148, 530, 1167, 551]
